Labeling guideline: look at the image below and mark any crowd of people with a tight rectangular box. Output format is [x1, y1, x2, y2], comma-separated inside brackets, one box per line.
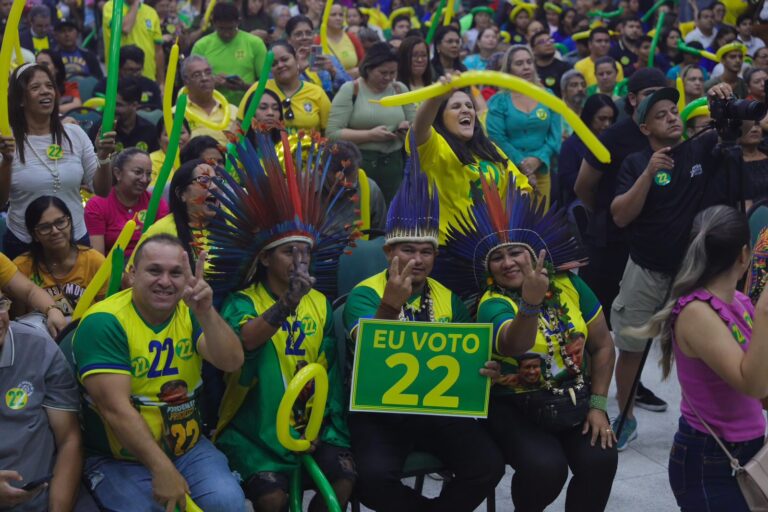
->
[2, 0, 768, 511]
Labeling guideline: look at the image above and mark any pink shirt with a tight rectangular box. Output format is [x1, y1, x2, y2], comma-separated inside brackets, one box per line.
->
[84, 189, 169, 258]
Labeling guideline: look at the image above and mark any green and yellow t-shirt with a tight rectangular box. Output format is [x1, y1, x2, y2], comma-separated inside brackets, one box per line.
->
[476, 273, 601, 396]
[103, 1, 163, 81]
[266, 79, 331, 134]
[407, 128, 532, 243]
[73, 288, 204, 459]
[343, 270, 470, 338]
[215, 283, 348, 476]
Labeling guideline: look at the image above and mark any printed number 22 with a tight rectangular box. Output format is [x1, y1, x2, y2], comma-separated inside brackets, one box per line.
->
[382, 354, 460, 408]
[148, 338, 179, 378]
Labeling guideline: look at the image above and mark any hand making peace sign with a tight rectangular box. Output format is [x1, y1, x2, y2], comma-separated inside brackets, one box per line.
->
[520, 249, 550, 306]
[382, 256, 416, 310]
[282, 245, 315, 310]
[181, 251, 212, 315]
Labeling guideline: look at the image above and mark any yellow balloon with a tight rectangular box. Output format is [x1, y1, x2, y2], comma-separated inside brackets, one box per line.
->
[276, 363, 329, 453]
[676, 76, 685, 113]
[201, 0, 217, 31]
[0, 0, 26, 135]
[375, 71, 612, 164]
[185, 495, 203, 512]
[83, 97, 105, 110]
[72, 220, 137, 320]
[320, 0, 334, 55]
[164, 41, 179, 135]
[444, 0, 456, 25]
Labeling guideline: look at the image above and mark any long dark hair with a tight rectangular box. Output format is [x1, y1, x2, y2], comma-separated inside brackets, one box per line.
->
[431, 26, 466, 77]
[169, 158, 206, 267]
[433, 89, 508, 167]
[23, 195, 79, 276]
[9, 64, 72, 164]
[244, 88, 283, 144]
[580, 93, 618, 128]
[628, 205, 750, 378]
[398, 36, 433, 88]
[37, 50, 67, 94]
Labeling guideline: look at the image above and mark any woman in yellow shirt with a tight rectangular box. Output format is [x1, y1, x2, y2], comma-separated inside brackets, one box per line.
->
[409, 74, 532, 243]
[323, 2, 364, 77]
[14, 195, 105, 319]
[149, 115, 191, 184]
[266, 41, 332, 135]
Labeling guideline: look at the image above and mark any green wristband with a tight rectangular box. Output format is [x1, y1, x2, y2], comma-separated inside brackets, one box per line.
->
[589, 394, 608, 412]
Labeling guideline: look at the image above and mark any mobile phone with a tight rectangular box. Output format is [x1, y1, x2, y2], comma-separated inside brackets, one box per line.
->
[21, 474, 52, 491]
[309, 45, 323, 71]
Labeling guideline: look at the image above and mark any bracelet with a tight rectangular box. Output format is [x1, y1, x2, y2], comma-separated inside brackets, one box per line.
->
[589, 394, 608, 412]
[261, 300, 292, 328]
[98, 156, 112, 166]
[517, 298, 542, 318]
[377, 300, 401, 317]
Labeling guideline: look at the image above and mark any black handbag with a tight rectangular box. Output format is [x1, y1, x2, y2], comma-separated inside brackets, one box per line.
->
[510, 383, 590, 433]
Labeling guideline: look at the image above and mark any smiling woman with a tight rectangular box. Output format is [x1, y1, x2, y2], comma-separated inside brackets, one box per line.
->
[13, 195, 105, 319]
[0, 63, 115, 260]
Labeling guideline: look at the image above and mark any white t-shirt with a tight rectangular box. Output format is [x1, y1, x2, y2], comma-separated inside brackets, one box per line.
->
[8, 123, 99, 243]
[685, 28, 716, 50]
[739, 36, 766, 56]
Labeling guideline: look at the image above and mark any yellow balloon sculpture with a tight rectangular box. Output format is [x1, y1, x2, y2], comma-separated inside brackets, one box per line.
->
[276, 363, 329, 452]
[374, 71, 612, 163]
[0, 0, 26, 135]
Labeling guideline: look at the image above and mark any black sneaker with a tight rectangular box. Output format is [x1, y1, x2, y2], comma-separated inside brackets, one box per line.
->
[635, 382, 668, 412]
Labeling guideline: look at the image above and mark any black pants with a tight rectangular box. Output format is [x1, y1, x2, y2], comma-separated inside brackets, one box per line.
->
[579, 238, 628, 330]
[349, 412, 504, 512]
[486, 396, 618, 512]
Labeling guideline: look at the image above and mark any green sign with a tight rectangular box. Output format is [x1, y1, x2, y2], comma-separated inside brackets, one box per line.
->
[350, 319, 493, 417]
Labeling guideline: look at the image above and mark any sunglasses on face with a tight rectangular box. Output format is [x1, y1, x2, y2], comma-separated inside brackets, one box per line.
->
[282, 98, 295, 121]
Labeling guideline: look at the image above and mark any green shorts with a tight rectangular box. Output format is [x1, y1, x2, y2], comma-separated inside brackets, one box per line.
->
[610, 257, 671, 352]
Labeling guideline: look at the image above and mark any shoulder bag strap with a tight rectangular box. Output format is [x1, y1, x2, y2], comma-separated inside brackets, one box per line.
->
[682, 391, 743, 472]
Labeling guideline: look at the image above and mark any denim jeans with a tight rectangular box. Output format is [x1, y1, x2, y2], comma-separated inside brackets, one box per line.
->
[84, 437, 246, 512]
[669, 417, 764, 512]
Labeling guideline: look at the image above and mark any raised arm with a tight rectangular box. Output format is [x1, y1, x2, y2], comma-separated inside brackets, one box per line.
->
[611, 147, 673, 227]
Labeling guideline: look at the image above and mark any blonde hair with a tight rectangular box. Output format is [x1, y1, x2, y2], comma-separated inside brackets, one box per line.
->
[501, 44, 542, 86]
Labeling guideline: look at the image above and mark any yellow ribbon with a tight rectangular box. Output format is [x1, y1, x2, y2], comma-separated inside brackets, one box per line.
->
[179, 88, 232, 131]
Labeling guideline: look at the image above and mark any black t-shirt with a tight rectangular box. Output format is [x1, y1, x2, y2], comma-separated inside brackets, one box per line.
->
[615, 131, 730, 274]
[746, 158, 768, 201]
[94, 76, 162, 111]
[89, 115, 160, 153]
[610, 41, 638, 75]
[537, 59, 572, 97]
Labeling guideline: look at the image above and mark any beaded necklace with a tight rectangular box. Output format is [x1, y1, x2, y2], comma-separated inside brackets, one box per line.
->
[496, 281, 585, 395]
[399, 282, 435, 323]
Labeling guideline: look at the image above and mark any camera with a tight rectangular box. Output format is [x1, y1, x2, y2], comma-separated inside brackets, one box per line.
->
[709, 96, 767, 122]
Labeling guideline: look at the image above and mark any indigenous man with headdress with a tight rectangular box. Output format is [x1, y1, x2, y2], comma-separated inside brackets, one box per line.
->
[342, 139, 505, 512]
[439, 177, 618, 512]
[207, 132, 357, 512]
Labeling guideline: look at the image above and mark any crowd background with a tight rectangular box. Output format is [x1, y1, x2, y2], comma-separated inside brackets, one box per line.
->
[2, 0, 768, 510]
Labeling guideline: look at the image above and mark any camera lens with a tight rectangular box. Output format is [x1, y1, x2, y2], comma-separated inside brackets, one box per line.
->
[725, 99, 768, 121]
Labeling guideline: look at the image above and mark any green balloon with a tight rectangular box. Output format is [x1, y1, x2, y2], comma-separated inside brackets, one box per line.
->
[241, 51, 275, 136]
[107, 247, 124, 297]
[101, 0, 125, 136]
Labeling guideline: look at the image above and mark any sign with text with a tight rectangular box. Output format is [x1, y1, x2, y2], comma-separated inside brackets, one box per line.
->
[350, 319, 492, 417]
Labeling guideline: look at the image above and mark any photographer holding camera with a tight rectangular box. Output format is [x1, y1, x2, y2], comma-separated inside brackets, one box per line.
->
[608, 83, 746, 450]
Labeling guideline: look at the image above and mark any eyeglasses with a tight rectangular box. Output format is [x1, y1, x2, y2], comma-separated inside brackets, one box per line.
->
[188, 69, 213, 81]
[282, 98, 295, 121]
[35, 216, 71, 236]
[534, 37, 555, 46]
[0, 297, 11, 313]
[191, 175, 222, 188]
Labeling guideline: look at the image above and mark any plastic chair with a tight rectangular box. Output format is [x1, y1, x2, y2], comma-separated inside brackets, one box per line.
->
[63, 107, 102, 134]
[137, 108, 163, 126]
[71, 75, 100, 102]
[748, 199, 768, 247]
[336, 237, 388, 300]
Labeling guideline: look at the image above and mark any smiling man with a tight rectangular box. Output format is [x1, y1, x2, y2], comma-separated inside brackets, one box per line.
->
[180, 55, 239, 146]
[73, 234, 245, 512]
[608, 85, 735, 451]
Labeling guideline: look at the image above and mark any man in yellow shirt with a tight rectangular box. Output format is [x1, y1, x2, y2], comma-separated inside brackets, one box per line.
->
[180, 55, 239, 146]
[103, 0, 165, 83]
[574, 27, 624, 87]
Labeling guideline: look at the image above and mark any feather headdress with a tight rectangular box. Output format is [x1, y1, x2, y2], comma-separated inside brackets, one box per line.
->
[385, 131, 439, 247]
[437, 175, 588, 301]
[207, 130, 357, 303]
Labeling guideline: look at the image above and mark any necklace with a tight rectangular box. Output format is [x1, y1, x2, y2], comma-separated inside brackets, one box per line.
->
[179, 88, 232, 131]
[27, 141, 62, 192]
[399, 282, 435, 322]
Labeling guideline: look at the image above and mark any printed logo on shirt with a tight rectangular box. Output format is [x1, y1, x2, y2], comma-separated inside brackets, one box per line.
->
[654, 171, 671, 186]
[303, 102, 313, 113]
[132, 355, 151, 378]
[621, 56, 630, 66]
[137, 141, 149, 152]
[141, 92, 151, 103]
[545, 77, 555, 87]
[300, 316, 317, 336]
[235, 49, 246, 60]
[690, 163, 703, 178]
[5, 381, 33, 410]
[175, 338, 194, 361]
[146, 19, 153, 29]
[535, 108, 548, 121]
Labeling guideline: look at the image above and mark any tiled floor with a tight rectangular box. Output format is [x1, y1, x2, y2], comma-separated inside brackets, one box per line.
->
[346, 342, 683, 512]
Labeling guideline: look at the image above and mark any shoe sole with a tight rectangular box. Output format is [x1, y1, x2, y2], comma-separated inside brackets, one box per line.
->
[635, 401, 668, 412]
[617, 431, 638, 452]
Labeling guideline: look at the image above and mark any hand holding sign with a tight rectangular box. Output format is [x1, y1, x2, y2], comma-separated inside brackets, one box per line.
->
[182, 252, 212, 315]
[382, 256, 415, 310]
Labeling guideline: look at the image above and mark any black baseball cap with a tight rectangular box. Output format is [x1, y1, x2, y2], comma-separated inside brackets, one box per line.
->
[633, 87, 680, 124]
[627, 68, 667, 94]
[54, 19, 79, 31]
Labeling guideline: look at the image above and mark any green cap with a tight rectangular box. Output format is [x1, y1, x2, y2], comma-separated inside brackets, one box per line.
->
[633, 87, 679, 124]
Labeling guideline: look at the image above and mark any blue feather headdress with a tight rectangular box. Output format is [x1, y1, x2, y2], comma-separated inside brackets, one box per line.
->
[385, 131, 439, 247]
[437, 175, 588, 301]
[206, 130, 357, 303]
